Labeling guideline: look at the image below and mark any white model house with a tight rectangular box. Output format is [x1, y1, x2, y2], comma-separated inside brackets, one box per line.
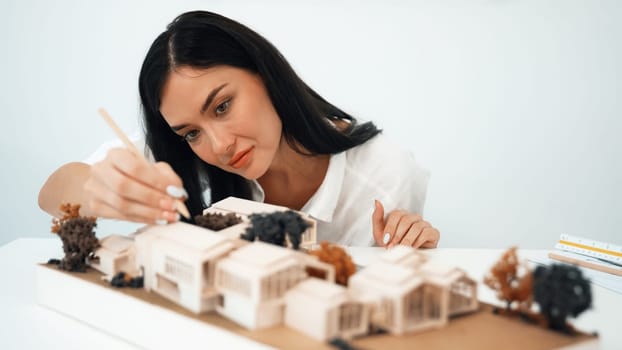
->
[204, 196, 317, 249]
[214, 241, 334, 329]
[133, 222, 241, 313]
[378, 246, 477, 317]
[284, 278, 370, 341]
[89, 234, 139, 277]
[419, 261, 478, 316]
[346, 245, 478, 336]
[348, 261, 449, 335]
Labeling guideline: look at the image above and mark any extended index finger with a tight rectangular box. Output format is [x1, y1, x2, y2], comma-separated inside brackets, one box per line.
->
[372, 200, 387, 246]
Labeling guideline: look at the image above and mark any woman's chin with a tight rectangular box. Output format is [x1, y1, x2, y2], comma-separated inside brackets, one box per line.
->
[234, 164, 265, 181]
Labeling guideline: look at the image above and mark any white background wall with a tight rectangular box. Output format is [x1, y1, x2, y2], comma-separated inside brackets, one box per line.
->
[1, 0, 620, 248]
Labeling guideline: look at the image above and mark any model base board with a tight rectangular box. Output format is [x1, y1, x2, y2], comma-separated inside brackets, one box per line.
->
[36, 264, 598, 350]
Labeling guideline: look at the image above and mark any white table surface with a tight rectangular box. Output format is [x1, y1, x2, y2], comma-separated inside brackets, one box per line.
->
[1, 238, 619, 349]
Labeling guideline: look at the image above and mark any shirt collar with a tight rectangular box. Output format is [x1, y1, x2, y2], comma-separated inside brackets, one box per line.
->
[301, 151, 346, 222]
[250, 151, 346, 223]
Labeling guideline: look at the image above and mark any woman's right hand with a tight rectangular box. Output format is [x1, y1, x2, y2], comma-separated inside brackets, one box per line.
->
[83, 147, 187, 224]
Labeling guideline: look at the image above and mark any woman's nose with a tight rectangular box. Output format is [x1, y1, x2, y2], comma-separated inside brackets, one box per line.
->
[208, 128, 234, 156]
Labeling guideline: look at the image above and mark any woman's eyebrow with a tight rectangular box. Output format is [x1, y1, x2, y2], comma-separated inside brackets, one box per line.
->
[170, 83, 228, 132]
[200, 83, 228, 114]
[171, 124, 188, 132]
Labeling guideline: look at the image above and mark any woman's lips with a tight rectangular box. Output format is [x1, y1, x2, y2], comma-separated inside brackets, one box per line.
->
[229, 147, 253, 169]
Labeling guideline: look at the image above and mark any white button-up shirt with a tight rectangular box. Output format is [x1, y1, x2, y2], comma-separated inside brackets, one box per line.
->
[253, 134, 429, 246]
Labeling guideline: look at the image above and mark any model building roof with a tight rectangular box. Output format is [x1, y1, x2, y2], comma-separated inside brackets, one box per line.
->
[284, 279, 350, 312]
[351, 262, 424, 297]
[420, 261, 468, 285]
[211, 196, 289, 215]
[228, 241, 296, 267]
[98, 234, 133, 253]
[141, 222, 230, 252]
[292, 278, 346, 300]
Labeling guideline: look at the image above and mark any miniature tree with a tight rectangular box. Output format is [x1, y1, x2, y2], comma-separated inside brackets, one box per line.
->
[308, 241, 356, 286]
[110, 271, 144, 288]
[484, 247, 533, 313]
[194, 212, 242, 231]
[49, 203, 99, 272]
[533, 264, 592, 333]
[240, 210, 309, 250]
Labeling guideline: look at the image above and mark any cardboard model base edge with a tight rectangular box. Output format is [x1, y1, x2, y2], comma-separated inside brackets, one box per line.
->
[35, 264, 598, 350]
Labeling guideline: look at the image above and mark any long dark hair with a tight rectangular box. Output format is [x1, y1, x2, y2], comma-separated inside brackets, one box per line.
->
[139, 11, 381, 216]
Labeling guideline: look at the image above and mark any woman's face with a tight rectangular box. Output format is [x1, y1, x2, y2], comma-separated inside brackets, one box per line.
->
[160, 65, 283, 180]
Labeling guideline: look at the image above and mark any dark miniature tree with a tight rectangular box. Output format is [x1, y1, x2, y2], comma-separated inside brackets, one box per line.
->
[240, 210, 310, 250]
[533, 264, 592, 333]
[50, 203, 100, 272]
[193, 212, 242, 231]
[110, 271, 144, 288]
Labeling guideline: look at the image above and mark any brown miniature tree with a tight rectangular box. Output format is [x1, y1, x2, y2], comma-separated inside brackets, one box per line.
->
[50, 203, 99, 272]
[307, 241, 357, 286]
[193, 212, 242, 231]
[484, 246, 533, 313]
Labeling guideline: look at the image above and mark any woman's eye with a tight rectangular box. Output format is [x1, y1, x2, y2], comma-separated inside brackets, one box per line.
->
[215, 99, 230, 115]
[183, 130, 200, 143]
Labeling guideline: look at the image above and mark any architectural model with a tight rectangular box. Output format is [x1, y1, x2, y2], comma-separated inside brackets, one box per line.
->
[132, 222, 243, 313]
[347, 247, 477, 336]
[89, 234, 137, 277]
[49, 197, 481, 345]
[214, 241, 334, 329]
[284, 278, 370, 341]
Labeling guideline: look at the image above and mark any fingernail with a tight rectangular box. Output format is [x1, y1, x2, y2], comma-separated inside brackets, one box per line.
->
[166, 185, 188, 199]
[382, 232, 391, 245]
[155, 219, 168, 225]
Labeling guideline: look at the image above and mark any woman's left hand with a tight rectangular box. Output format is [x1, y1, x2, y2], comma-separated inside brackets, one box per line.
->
[372, 200, 440, 248]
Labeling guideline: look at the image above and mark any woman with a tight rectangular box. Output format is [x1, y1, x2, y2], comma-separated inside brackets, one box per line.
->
[38, 10, 439, 248]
